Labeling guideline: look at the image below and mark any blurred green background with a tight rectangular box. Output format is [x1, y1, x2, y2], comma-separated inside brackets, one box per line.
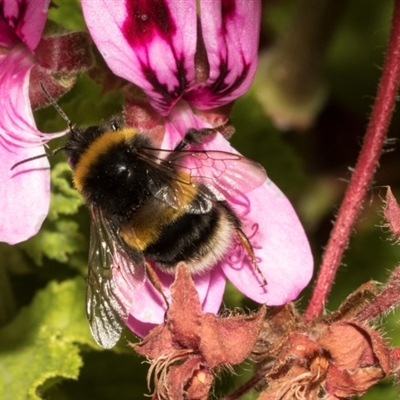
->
[1, 0, 400, 399]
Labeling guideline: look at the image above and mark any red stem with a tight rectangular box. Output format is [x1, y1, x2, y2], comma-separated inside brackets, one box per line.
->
[304, 0, 400, 322]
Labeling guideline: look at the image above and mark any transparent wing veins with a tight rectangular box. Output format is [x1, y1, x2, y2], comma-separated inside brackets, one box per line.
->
[86, 206, 145, 349]
[138, 147, 267, 212]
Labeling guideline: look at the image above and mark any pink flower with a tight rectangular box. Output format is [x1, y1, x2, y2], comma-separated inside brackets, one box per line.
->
[82, 0, 260, 116]
[0, 0, 65, 244]
[82, 0, 313, 338]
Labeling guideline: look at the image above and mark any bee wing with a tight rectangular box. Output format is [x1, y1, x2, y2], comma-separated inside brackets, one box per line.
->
[167, 150, 267, 197]
[141, 148, 267, 205]
[86, 206, 145, 349]
[138, 149, 214, 214]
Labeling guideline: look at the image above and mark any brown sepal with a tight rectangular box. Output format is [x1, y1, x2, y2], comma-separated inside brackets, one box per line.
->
[390, 347, 400, 381]
[134, 323, 175, 360]
[29, 31, 94, 109]
[35, 32, 93, 72]
[167, 357, 212, 400]
[384, 187, 400, 241]
[254, 291, 392, 400]
[199, 306, 266, 368]
[124, 85, 165, 146]
[355, 266, 400, 323]
[319, 322, 390, 398]
[133, 263, 267, 399]
[322, 281, 378, 324]
[167, 263, 203, 349]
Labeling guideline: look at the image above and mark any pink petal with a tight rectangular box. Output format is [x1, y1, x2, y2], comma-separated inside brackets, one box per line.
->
[0, 140, 50, 244]
[0, 48, 66, 145]
[0, 48, 65, 244]
[0, 14, 19, 48]
[81, 0, 197, 116]
[1, 0, 50, 51]
[201, 266, 226, 313]
[222, 179, 313, 304]
[162, 104, 207, 149]
[186, 0, 261, 109]
[200, 133, 313, 304]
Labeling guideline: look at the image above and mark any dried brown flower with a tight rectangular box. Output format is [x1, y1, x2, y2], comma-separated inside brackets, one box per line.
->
[253, 284, 392, 400]
[134, 263, 266, 400]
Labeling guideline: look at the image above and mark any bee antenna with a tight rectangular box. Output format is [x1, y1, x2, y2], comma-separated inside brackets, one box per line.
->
[11, 84, 73, 171]
[10, 146, 65, 171]
[40, 82, 74, 132]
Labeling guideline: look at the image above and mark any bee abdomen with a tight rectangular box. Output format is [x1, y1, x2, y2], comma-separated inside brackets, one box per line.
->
[145, 201, 239, 274]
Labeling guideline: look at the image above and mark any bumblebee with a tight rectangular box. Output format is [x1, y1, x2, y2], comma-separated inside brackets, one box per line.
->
[12, 88, 267, 348]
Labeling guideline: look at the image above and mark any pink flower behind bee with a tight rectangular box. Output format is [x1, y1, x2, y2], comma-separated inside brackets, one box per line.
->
[0, 1, 92, 244]
[0, 0, 65, 244]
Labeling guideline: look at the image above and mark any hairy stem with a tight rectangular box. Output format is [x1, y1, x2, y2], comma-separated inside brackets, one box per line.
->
[304, 0, 400, 322]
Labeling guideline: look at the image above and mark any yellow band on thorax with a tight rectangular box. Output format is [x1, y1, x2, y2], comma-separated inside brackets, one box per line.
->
[73, 128, 137, 193]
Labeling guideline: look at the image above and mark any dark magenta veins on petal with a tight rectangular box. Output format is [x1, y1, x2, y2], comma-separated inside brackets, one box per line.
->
[142, 58, 187, 105]
[210, 0, 250, 97]
[122, 0, 188, 109]
[122, 0, 176, 48]
[221, 0, 236, 35]
[211, 59, 250, 97]
[0, 0, 28, 42]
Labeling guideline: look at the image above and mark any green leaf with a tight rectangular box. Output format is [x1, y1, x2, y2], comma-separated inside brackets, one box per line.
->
[0, 278, 97, 400]
[20, 220, 85, 266]
[48, 162, 83, 221]
[360, 381, 400, 400]
[19, 162, 86, 268]
[53, 351, 148, 400]
[48, 0, 86, 31]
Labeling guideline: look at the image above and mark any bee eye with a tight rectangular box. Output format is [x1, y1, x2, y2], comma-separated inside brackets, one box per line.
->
[111, 122, 119, 131]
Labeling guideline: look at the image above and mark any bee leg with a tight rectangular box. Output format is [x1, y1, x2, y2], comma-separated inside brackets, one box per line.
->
[145, 262, 170, 307]
[236, 229, 268, 286]
[174, 128, 214, 151]
[175, 122, 234, 151]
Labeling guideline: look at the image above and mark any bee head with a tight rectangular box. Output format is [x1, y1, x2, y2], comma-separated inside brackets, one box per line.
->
[64, 116, 125, 169]
[72, 128, 152, 216]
